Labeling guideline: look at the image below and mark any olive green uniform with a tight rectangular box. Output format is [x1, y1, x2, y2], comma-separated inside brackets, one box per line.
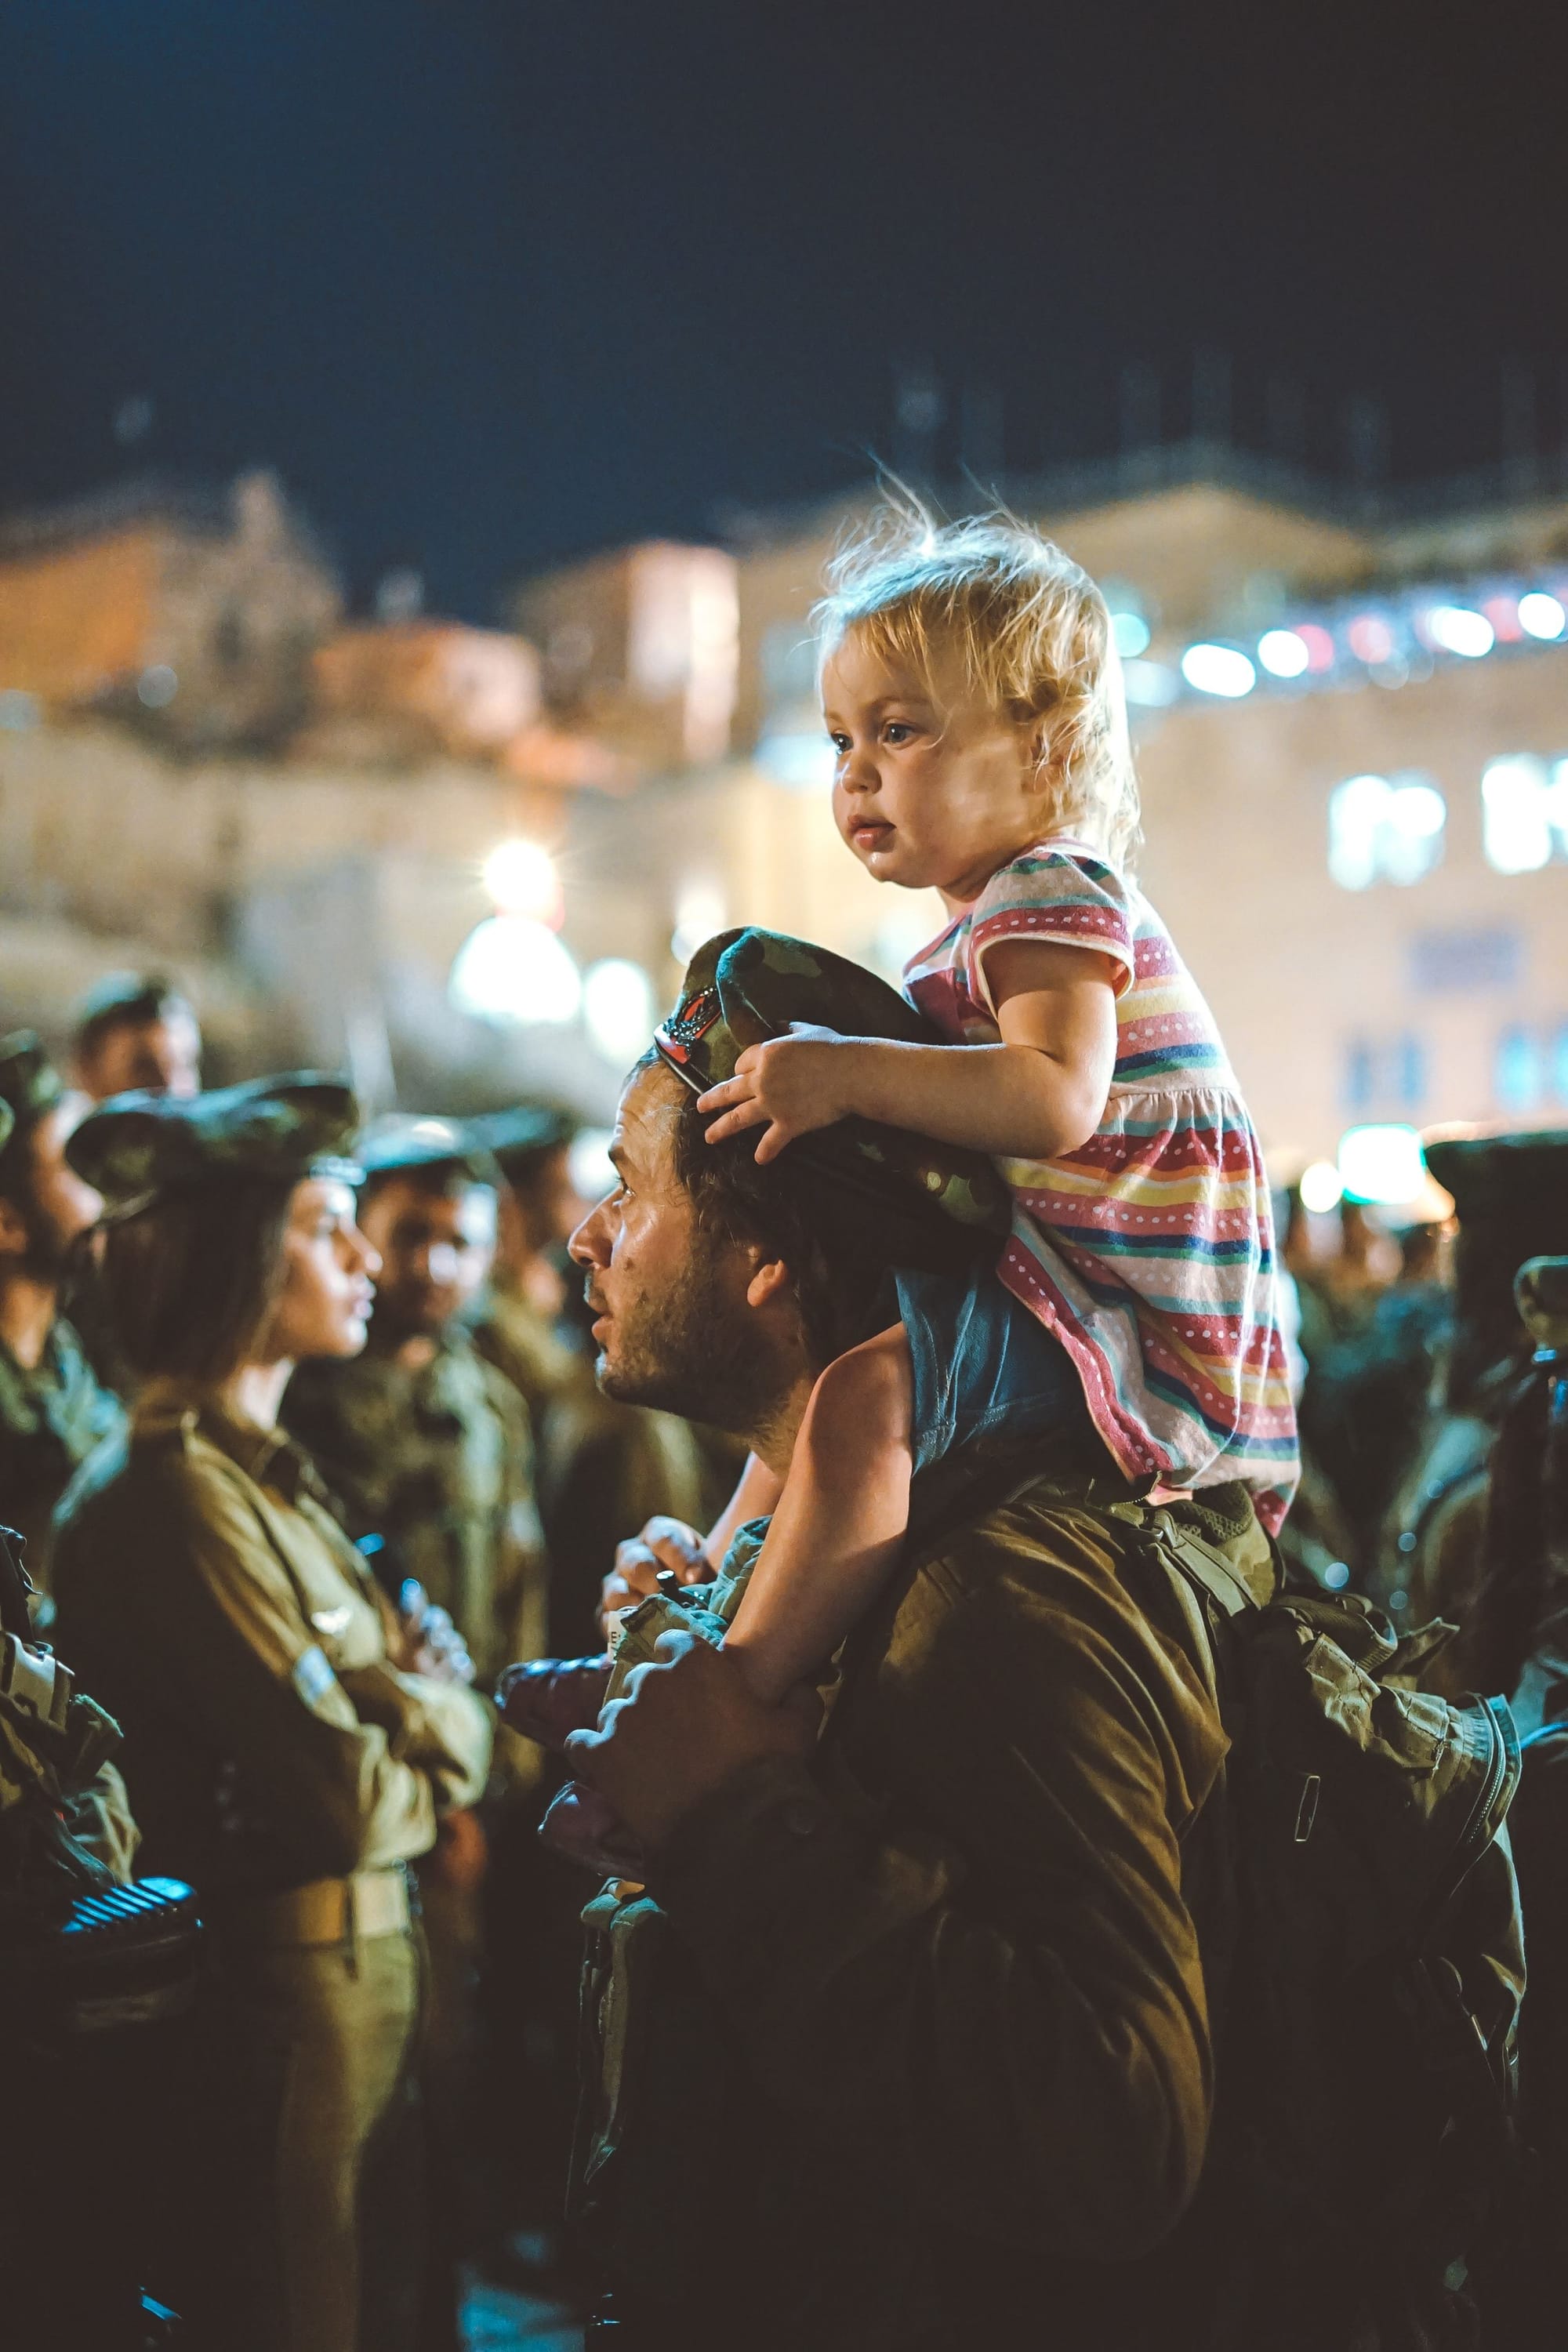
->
[467, 1284, 580, 1444]
[0, 1316, 123, 1613]
[53, 1388, 492, 2352]
[575, 1439, 1267, 2351]
[284, 1330, 546, 1690]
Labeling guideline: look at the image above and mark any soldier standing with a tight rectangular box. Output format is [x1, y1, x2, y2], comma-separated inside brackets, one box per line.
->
[284, 1116, 546, 1686]
[283, 1116, 549, 2341]
[1378, 1129, 1568, 1682]
[0, 1032, 124, 1615]
[464, 1105, 584, 1443]
[52, 1075, 492, 2352]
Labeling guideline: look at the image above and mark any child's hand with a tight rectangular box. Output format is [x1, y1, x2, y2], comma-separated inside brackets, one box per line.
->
[696, 1022, 852, 1163]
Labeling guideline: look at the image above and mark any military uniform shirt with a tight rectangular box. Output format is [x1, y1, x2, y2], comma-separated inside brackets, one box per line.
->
[52, 1388, 492, 1895]
[284, 1329, 546, 1687]
[0, 1316, 123, 1606]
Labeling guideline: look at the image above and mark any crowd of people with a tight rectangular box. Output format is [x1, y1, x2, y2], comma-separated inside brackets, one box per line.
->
[0, 510, 1563, 2352]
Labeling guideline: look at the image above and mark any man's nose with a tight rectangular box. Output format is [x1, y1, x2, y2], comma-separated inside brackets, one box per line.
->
[568, 1199, 610, 1269]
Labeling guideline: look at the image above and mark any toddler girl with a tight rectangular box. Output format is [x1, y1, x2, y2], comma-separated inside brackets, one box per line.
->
[693, 509, 1299, 1704]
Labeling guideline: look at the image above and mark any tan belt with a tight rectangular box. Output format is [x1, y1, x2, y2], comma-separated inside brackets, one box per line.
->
[218, 1867, 413, 1947]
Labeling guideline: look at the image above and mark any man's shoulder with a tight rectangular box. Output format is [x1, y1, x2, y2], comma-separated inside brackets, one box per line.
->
[887, 1461, 1221, 1710]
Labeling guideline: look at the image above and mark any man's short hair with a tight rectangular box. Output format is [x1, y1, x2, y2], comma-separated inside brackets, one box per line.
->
[74, 975, 195, 1062]
[645, 1051, 978, 1367]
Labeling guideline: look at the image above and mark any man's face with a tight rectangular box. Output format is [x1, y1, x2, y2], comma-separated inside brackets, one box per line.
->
[0, 1101, 103, 1281]
[80, 1011, 201, 1102]
[568, 1063, 780, 1429]
[358, 1172, 497, 1341]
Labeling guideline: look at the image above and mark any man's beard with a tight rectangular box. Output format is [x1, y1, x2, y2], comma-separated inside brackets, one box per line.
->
[593, 1254, 779, 1436]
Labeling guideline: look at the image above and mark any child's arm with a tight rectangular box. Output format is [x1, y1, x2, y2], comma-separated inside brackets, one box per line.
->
[706, 1454, 786, 1566]
[697, 938, 1119, 1165]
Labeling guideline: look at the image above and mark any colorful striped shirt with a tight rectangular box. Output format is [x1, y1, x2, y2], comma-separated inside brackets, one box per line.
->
[903, 840, 1298, 1530]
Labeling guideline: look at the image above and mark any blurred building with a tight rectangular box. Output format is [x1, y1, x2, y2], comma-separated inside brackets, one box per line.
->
[2, 457, 1564, 1160]
[0, 476, 615, 1108]
[514, 454, 1568, 1172]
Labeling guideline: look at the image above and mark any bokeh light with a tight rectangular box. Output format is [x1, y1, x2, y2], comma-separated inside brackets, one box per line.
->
[449, 915, 582, 1025]
[583, 957, 655, 1064]
[482, 838, 564, 926]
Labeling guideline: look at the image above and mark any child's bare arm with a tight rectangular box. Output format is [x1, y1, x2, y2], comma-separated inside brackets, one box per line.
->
[706, 1454, 785, 1565]
[697, 938, 1119, 1165]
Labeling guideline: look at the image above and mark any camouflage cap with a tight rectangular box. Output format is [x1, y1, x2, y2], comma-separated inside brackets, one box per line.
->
[66, 1073, 362, 1221]
[655, 928, 1009, 1247]
[464, 1104, 575, 1179]
[0, 1032, 65, 1147]
[357, 1112, 502, 1188]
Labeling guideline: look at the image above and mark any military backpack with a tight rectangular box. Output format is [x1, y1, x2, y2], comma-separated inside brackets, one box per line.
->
[1135, 1508, 1524, 2348]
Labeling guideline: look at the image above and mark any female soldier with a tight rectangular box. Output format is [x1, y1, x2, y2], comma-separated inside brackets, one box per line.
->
[53, 1076, 492, 2352]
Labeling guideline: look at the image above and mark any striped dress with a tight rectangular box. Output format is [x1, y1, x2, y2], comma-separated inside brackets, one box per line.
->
[903, 840, 1299, 1530]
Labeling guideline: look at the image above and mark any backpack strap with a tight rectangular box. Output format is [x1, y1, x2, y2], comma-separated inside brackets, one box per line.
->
[1105, 1501, 1272, 1625]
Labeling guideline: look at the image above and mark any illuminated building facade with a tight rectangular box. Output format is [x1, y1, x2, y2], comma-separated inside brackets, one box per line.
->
[519, 462, 1568, 1169]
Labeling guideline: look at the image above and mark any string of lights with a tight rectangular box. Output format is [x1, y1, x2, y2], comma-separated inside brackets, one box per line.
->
[1120, 574, 1568, 709]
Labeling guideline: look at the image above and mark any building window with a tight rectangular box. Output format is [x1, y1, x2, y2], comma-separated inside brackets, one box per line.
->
[1343, 1039, 1375, 1113]
[1481, 755, 1568, 873]
[1343, 1034, 1428, 1114]
[1554, 1024, 1568, 1105]
[1495, 1026, 1542, 1113]
[1328, 772, 1446, 890]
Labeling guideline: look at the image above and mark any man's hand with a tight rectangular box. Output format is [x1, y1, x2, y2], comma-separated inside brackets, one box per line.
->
[391, 1583, 475, 1685]
[565, 1628, 819, 1853]
[597, 1515, 709, 1638]
[696, 1023, 853, 1164]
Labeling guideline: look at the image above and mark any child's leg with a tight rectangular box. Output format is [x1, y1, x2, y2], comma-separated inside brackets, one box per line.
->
[724, 1323, 913, 1704]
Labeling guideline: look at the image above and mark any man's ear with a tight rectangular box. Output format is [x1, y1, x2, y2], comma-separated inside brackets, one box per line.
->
[0, 1196, 30, 1261]
[744, 1254, 793, 1311]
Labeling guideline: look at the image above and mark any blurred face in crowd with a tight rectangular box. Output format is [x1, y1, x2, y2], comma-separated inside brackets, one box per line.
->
[358, 1171, 497, 1343]
[0, 1102, 104, 1283]
[78, 1008, 202, 1103]
[496, 1143, 588, 1276]
[568, 1062, 794, 1432]
[256, 1179, 379, 1364]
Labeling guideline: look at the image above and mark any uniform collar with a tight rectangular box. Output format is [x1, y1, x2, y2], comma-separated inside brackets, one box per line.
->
[132, 1379, 318, 1501]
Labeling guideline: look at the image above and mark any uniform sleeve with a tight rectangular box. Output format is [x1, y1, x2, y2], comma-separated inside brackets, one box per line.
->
[132, 1458, 459, 1878]
[66, 1760, 140, 1885]
[966, 845, 1135, 1010]
[652, 1511, 1223, 2259]
[335, 1660, 492, 1810]
[484, 1363, 550, 1671]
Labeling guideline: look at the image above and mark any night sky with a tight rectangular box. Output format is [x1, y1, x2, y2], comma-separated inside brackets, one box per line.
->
[2, 2, 1564, 620]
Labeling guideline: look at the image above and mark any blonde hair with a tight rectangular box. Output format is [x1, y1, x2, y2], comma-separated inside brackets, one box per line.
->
[813, 501, 1142, 868]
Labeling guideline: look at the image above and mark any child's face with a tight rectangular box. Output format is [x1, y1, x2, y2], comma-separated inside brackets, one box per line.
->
[822, 630, 1044, 906]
